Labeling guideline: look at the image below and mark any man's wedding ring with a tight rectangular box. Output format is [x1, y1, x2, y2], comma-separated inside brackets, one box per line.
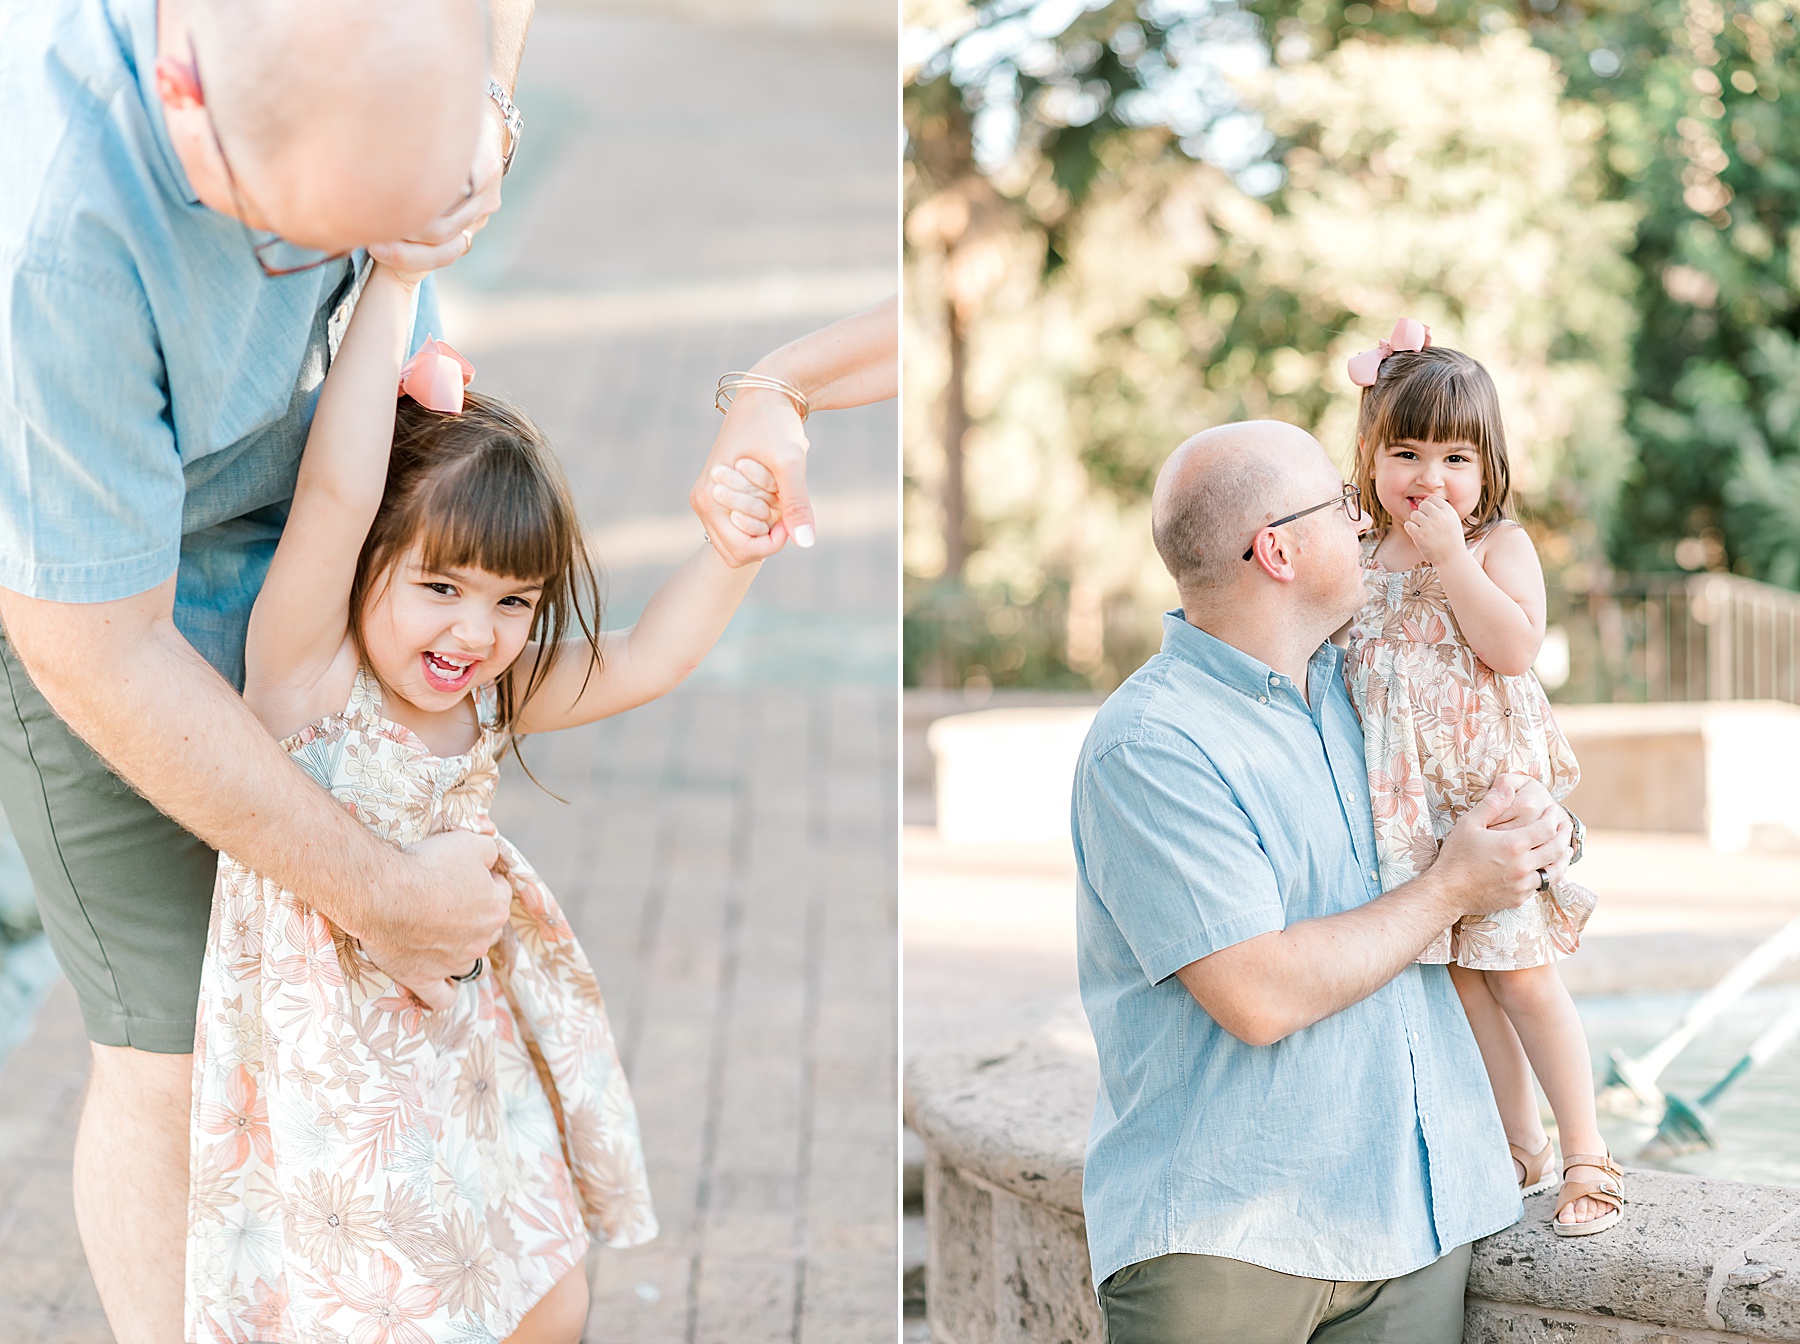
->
[1535, 868, 1552, 893]
[451, 957, 484, 983]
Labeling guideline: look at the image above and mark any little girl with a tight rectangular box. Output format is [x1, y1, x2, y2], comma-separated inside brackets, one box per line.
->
[1341, 321, 1623, 1237]
[185, 261, 773, 1342]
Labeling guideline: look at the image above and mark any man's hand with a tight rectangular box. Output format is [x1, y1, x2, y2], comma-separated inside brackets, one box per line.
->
[1431, 773, 1573, 920]
[694, 388, 814, 564]
[361, 829, 511, 1012]
[366, 103, 506, 273]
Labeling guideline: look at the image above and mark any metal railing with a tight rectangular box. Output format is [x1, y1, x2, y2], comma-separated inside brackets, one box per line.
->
[1549, 572, 1800, 705]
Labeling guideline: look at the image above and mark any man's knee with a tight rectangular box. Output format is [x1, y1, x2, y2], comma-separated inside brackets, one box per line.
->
[84, 1043, 193, 1129]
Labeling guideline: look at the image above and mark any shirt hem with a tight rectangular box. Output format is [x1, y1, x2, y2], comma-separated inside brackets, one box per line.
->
[1088, 1205, 1524, 1293]
[1141, 915, 1287, 986]
[0, 547, 180, 604]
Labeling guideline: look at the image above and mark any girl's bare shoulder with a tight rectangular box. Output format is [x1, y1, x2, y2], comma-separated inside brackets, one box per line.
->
[1475, 519, 1538, 566]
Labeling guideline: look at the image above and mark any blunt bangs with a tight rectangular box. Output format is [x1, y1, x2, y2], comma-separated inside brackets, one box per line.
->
[413, 444, 568, 588]
[1354, 345, 1512, 536]
[350, 389, 603, 746]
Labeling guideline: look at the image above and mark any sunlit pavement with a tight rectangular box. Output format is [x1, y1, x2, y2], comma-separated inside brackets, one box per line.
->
[0, 6, 897, 1342]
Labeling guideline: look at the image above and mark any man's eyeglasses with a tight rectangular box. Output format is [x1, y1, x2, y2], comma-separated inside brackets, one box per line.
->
[189, 39, 347, 278]
[1241, 484, 1363, 561]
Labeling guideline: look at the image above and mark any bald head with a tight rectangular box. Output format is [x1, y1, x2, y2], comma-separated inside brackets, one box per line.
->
[1152, 420, 1338, 591]
[190, 0, 488, 251]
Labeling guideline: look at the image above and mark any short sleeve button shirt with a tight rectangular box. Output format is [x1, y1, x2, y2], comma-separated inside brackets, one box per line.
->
[0, 0, 439, 688]
[1073, 612, 1520, 1290]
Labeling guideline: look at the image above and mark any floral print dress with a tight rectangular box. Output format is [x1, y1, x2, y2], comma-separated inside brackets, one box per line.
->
[1344, 535, 1597, 968]
[186, 669, 657, 1344]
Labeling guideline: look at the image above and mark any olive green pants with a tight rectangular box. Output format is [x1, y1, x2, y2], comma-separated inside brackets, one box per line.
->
[1099, 1244, 1473, 1344]
[0, 634, 217, 1053]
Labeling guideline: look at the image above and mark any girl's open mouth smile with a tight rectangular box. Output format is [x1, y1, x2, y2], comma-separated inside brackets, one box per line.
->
[421, 650, 479, 692]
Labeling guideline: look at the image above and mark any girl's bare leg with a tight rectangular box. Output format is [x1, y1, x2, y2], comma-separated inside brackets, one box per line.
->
[1485, 963, 1611, 1224]
[1448, 963, 1548, 1173]
[503, 1263, 590, 1344]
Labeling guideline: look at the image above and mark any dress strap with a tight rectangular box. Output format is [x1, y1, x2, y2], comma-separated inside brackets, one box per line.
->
[474, 679, 501, 731]
[348, 666, 387, 723]
[1467, 518, 1519, 563]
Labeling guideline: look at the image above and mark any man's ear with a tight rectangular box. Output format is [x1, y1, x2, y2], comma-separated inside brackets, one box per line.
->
[154, 54, 204, 112]
[1246, 529, 1299, 584]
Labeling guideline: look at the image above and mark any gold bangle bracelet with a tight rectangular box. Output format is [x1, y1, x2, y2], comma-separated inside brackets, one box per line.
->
[715, 371, 810, 422]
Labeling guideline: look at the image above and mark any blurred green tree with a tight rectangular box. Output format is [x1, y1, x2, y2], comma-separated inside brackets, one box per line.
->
[1253, 0, 1800, 581]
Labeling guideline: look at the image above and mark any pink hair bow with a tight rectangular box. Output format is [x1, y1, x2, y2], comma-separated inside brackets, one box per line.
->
[1347, 318, 1432, 387]
[398, 336, 475, 413]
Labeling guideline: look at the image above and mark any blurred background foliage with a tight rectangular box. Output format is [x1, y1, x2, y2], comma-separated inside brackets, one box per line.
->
[903, 0, 1800, 690]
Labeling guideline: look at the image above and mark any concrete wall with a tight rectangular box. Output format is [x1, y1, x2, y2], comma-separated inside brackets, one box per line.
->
[914, 695, 1800, 853]
[908, 1033, 1800, 1344]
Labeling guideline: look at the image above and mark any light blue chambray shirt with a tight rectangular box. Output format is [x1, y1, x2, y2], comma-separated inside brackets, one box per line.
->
[0, 0, 438, 689]
[1073, 612, 1520, 1291]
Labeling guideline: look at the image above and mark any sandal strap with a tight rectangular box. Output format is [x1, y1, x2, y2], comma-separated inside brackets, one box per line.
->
[1509, 1139, 1553, 1185]
[1561, 1153, 1624, 1181]
[1555, 1153, 1625, 1219]
[1555, 1177, 1623, 1218]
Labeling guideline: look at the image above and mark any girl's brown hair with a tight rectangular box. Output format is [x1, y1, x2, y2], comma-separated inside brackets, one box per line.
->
[349, 389, 602, 735]
[1353, 344, 1512, 538]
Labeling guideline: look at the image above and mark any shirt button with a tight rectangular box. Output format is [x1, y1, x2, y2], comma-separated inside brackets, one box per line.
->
[1258, 695, 1268, 703]
[1412, 1031, 1421, 1044]
[1420, 1112, 1431, 1125]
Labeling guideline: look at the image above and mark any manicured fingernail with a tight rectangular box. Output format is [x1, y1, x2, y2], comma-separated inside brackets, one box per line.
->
[711, 466, 730, 482]
[712, 485, 731, 504]
[795, 524, 816, 548]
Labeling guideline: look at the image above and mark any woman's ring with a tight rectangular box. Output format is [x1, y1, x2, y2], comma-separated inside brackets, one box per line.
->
[1536, 868, 1551, 893]
[461, 228, 474, 254]
[451, 957, 484, 982]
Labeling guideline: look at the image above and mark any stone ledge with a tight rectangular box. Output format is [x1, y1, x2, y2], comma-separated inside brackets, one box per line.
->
[907, 1032, 1800, 1343]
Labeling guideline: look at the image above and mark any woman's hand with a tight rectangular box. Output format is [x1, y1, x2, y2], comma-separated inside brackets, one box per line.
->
[1401, 495, 1468, 566]
[693, 387, 813, 566]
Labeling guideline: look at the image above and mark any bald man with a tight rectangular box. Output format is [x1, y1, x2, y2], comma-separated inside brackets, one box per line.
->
[1072, 421, 1577, 1343]
[0, 2, 534, 1338]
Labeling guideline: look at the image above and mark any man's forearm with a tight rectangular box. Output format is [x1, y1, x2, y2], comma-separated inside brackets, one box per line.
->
[1177, 872, 1459, 1046]
[488, 0, 535, 90]
[0, 583, 401, 945]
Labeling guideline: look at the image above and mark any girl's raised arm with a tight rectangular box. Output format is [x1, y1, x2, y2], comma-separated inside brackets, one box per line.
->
[243, 265, 423, 731]
[511, 545, 761, 735]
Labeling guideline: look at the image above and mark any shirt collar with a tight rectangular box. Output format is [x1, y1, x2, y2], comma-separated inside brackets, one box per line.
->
[121, 0, 200, 206]
[1161, 610, 1343, 705]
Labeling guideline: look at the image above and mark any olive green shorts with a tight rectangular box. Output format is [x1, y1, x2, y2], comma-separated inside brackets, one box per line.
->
[0, 634, 218, 1054]
[1098, 1243, 1473, 1344]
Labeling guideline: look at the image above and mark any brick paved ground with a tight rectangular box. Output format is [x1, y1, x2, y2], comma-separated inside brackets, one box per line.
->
[0, 7, 898, 1342]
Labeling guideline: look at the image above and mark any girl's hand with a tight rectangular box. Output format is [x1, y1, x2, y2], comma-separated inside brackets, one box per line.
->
[705, 458, 786, 552]
[1401, 496, 1468, 566]
[693, 388, 813, 564]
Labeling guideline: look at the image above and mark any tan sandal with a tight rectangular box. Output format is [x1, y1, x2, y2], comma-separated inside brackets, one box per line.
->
[1510, 1137, 1555, 1192]
[1552, 1152, 1624, 1237]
